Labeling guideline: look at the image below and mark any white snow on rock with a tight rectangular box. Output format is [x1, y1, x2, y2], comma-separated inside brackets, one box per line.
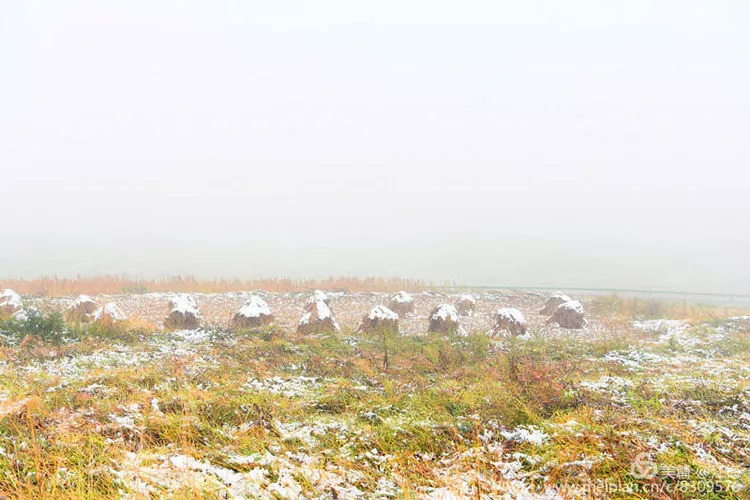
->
[540, 292, 572, 315]
[231, 295, 274, 329]
[491, 308, 527, 336]
[93, 303, 127, 322]
[390, 291, 413, 304]
[301, 300, 332, 323]
[164, 294, 201, 329]
[560, 300, 584, 314]
[298, 300, 340, 334]
[0, 289, 22, 313]
[367, 305, 399, 321]
[495, 308, 525, 324]
[458, 294, 476, 304]
[428, 304, 461, 334]
[307, 290, 330, 306]
[548, 300, 587, 329]
[238, 296, 271, 318]
[388, 291, 415, 315]
[432, 304, 458, 322]
[72, 295, 96, 307]
[65, 294, 99, 322]
[359, 305, 400, 335]
[456, 294, 477, 315]
[168, 294, 200, 316]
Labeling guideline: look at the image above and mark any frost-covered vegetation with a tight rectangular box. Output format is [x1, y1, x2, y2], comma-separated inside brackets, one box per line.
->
[0, 292, 747, 498]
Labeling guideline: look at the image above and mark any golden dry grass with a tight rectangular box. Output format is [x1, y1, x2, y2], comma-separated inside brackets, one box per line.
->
[0, 276, 428, 297]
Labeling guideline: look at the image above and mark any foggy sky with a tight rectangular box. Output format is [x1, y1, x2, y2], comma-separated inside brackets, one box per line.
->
[1, 1, 749, 293]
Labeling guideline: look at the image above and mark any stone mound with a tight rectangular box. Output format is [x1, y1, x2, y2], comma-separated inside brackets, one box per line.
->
[388, 291, 414, 316]
[428, 304, 460, 334]
[359, 305, 399, 335]
[65, 295, 98, 323]
[298, 299, 340, 334]
[548, 300, 587, 329]
[540, 292, 572, 315]
[490, 308, 527, 336]
[231, 295, 274, 329]
[456, 295, 476, 315]
[164, 294, 201, 330]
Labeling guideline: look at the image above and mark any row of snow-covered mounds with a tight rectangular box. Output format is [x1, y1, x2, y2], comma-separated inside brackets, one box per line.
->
[3, 288, 590, 337]
[1, 290, 128, 326]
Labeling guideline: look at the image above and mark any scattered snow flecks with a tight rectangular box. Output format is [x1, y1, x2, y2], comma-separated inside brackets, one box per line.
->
[499, 426, 549, 446]
[169, 329, 211, 343]
[579, 376, 634, 397]
[275, 419, 352, 447]
[632, 319, 690, 336]
[602, 347, 672, 369]
[244, 376, 321, 398]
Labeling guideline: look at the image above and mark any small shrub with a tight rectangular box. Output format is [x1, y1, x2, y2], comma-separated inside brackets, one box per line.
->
[0, 310, 68, 344]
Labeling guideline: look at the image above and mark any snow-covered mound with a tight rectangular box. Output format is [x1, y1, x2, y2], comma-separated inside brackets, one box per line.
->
[93, 303, 127, 324]
[428, 304, 460, 334]
[169, 294, 197, 310]
[65, 295, 98, 322]
[388, 291, 414, 316]
[359, 305, 399, 335]
[231, 295, 274, 329]
[540, 292, 572, 315]
[306, 290, 330, 308]
[548, 300, 587, 329]
[0, 289, 22, 316]
[491, 308, 527, 336]
[298, 299, 340, 334]
[164, 294, 201, 330]
[456, 294, 476, 316]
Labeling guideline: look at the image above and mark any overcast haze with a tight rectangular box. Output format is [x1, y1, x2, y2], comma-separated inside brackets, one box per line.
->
[1, 1, 749, 293]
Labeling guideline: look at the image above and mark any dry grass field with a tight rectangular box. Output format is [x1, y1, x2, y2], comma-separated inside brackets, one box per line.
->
[0, 286, 747, 498]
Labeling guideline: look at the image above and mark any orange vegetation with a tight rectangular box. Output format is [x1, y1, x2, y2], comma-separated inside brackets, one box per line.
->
[0, 275, 428, 297]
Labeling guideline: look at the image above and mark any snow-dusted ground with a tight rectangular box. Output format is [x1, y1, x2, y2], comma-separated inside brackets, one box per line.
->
[1, 291, 748, 498]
